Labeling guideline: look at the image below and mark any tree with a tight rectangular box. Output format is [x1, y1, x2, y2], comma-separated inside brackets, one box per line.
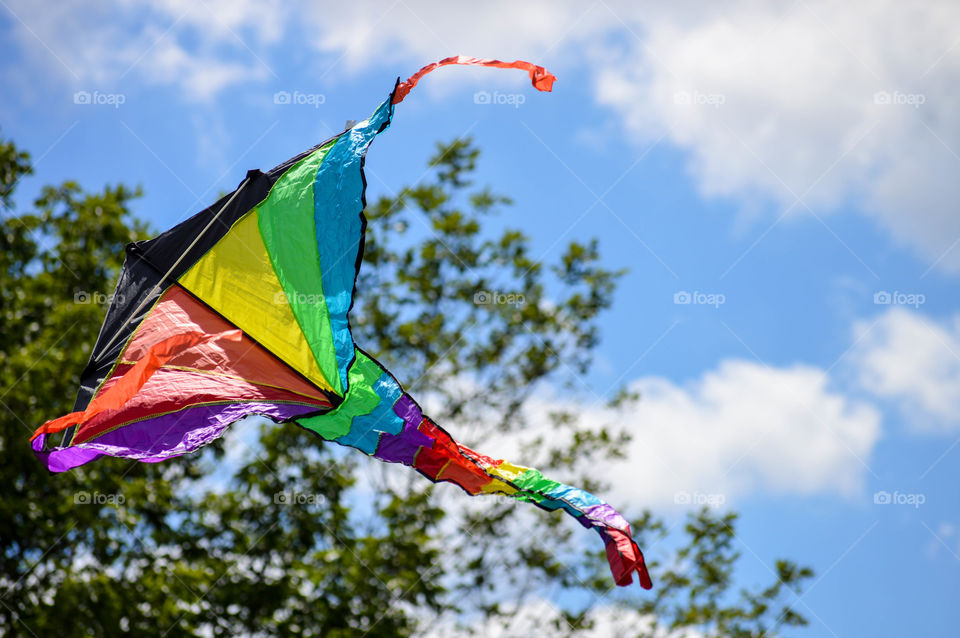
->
[0, 130, 812, 637]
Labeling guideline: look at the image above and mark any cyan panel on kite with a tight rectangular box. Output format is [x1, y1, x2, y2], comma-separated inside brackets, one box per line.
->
[30, 57, 652, 589]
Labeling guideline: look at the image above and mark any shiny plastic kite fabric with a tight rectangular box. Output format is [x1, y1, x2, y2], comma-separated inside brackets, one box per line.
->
[30, 57, 652, 589]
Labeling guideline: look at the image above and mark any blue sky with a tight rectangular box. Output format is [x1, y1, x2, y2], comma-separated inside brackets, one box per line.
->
[2, 1, 959, 635]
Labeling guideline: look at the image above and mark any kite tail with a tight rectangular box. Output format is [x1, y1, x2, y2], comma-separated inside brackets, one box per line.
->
[392, 55, 556, 104]
[296, 348, 652, 589]
[458, 441, 653, 589]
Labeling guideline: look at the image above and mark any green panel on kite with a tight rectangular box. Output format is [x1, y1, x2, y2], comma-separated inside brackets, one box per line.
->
[258, 140, 343, 395]
[297, 349, 383, 439]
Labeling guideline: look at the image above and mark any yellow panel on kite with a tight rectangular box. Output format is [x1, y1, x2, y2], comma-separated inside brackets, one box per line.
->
[178, 211, 335, 394]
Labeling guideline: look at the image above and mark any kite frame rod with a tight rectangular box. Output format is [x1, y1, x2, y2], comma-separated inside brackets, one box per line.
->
[93, 178, 251, 359]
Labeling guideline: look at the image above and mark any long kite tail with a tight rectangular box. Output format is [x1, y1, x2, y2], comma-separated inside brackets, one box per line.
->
[296, 348, 652, 589]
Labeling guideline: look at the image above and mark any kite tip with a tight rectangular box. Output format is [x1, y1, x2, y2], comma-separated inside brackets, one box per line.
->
[531, 68, 557, 93]
[604, 529, 654, 589]
[637, 562, 654, 590]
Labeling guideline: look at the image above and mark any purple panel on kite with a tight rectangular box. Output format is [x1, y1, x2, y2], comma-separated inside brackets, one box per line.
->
[34, 402, 319, 473]
[392, 393, 423, 426]
[373, 403, 433, 465]
[583, 503, 630, 531]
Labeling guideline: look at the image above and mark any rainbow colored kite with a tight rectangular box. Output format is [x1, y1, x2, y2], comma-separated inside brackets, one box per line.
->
[30, 57, 651, 589]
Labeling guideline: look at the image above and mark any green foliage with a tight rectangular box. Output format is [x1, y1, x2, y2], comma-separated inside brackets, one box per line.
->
[632, 509, 814, 638]
[0, 131, 813, 636]
[0, 129, 194, 636]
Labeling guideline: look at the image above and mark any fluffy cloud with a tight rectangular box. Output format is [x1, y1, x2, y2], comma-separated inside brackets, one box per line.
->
[851, 308, 960, 432]
[591, 0, 960, 271]
[615, 360, 880, 504]
[2, 0, 278, 101]
[469, 358, 881, 510]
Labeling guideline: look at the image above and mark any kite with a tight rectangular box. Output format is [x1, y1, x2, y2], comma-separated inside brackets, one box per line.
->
[30, 56, 652, 589]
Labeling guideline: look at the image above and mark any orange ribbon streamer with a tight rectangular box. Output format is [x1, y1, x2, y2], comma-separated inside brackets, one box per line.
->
[392, 55, 556, 104]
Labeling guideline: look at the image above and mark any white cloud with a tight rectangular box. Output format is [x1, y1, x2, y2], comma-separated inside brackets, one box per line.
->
[423, 599, 696, 638]
[3, 0, 277, 101]
[617, 360, 879, 504]
[470, 358, 880, 510]
[851, 308, 960, 432]
[591, 0, 960, 271]
[303, 3, 599, 72]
